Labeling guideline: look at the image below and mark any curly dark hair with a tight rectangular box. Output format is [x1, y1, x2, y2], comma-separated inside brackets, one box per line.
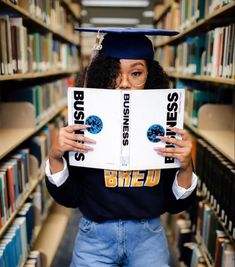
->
[76, 55, 170, 89]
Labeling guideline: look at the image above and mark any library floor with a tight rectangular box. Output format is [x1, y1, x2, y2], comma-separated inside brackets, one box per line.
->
[51, 209, 177, 267]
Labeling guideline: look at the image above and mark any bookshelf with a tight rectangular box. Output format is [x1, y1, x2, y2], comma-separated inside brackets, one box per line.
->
[0, 0, 80, 45]
[0, 158, 43, 237]
[0, 0, 81, 266]
[167, 72, 235, 85]
[183, 97, 234, 166]
[0, 69, 79, 81]
[0, 103, 67, 159]
[154, 0, 235, 266]
[153, 1, 171, 23]
[154, 1, 235, 47]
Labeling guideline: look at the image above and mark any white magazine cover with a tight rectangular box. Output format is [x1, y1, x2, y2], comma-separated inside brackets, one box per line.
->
[68, 87, 185, 170]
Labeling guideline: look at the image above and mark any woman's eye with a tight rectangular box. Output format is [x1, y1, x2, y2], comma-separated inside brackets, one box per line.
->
[131, 71, 142, 77]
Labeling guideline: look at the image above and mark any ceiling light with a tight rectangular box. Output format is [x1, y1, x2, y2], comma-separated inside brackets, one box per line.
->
[81, 10, 88, 16]
[143, 11, 154, 17]
[136, 24, 154, 28]
[81, 23, 94, 28]
[82, 0, 149, 7]
[90, 18, 140, 24]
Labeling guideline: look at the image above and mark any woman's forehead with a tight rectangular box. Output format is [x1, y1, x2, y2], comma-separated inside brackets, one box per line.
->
[119, 59, 147, 68]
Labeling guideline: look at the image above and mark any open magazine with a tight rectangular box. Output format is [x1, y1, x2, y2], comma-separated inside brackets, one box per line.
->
[68, 87, 185, 170]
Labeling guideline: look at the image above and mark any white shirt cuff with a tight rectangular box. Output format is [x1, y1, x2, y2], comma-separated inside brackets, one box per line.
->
[172, 171, 198, 200]
[45, 157, 69, 187]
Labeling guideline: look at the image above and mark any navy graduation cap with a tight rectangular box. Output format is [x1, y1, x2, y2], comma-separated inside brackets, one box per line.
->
[75, 27, 179, 60]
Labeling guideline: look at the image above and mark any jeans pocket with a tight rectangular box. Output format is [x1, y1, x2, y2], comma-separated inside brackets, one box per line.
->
[144, 218, 163, 233]
[79, 216, 95, 235]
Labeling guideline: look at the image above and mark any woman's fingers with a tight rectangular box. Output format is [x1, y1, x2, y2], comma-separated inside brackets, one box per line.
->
[64, 124, 90, 133]
[62, 130, 96, 144]
[55, 125, 96, 154]
[157, 136, 184, 147]
[63, 139, 94, 152]
[166, 127, 191, 141]
[155, 127, 192, 169]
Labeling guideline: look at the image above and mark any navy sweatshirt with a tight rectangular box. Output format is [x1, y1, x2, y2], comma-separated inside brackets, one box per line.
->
[46, 154, 196, 222]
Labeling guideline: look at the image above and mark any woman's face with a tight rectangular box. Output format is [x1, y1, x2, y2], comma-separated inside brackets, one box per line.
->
[115, 59, 148, 90]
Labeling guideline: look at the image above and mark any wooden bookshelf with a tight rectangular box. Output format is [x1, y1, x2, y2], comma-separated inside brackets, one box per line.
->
[0, 176, 39, 237]
[154, 1, 235, 266]
[0, 163, 71, 266]
[167, 72, 235, 86]
[0, 1, 80, 266]
[155, 1, 235, 47]
[184, 115, 234, 163]
[195, 235, 213, 267]
[154, 2, 171, 23]
[0, 101, 66, 160]
[0, 0, 79, 46]
[207, 200, 235, 247]
[62, 0, 80, 21]
[198, 130, 234, 163]
[0, 69, 79, 81]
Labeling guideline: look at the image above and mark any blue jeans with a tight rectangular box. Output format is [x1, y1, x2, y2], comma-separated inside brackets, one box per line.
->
[70, 216, 170, 267]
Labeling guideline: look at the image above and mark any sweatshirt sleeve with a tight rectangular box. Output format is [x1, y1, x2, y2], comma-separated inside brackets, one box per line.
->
[45, 152, 84, 208]
[162, 168, 197, 214]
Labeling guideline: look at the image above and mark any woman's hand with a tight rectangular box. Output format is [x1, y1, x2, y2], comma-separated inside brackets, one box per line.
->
[154, 127, 193, 188]
[50, 124, 96, 160]
[49, 125, 96, 174]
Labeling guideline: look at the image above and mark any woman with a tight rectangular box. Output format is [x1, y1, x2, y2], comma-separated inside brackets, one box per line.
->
[46, 28, 197, 267]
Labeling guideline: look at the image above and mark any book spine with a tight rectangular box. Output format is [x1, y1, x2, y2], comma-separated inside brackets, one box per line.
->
[120, 91, 131, 169]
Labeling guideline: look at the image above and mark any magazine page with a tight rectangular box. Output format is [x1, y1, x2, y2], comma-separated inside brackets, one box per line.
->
[129, 89, 185, 170]
[68, 87, 122, 169]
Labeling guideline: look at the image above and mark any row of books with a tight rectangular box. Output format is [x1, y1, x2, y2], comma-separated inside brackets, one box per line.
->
[154, 0, 233, 45]
[174, 218, 208, 267]
[0, 201, 34, 267]
[179, 0, 233, 31]
[0, 15, 79, 75]
[0, 113, 67, 266]
[162, 129, 235, 266]
[2, 77, 70, 125]
[24, 250, 42, 267]
[177, 80, 232, 127]
[196, 201, 235, 267]
[23, 114, 67, 176]
[154, 1, 180, 30]
[167, 208, 235, 267]
[161, 213, 208, 267]
[0, 179, 53, 267]
[155, 24, 235, 79]
[26, 113, 66, 172]
[196, 139, 235, 240]
[0, 149, 30, 227]
[177, 24, 235, 78]
[0, 114, 66, 229]
[7, 0, 80, 43]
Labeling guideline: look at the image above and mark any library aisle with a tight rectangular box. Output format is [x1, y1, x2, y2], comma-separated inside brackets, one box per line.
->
[0, 0, 234, 267]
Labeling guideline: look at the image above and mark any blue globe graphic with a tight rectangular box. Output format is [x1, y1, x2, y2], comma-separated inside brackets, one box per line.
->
[85, 115, 103, 134]
[147, 124, 165, 143]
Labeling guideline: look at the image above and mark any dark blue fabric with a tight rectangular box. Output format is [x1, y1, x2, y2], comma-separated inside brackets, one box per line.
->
[46, 153, 196, 222]
[75, 27, 179, 59]
[74, 27, 179, 36]
[100, 33, 154, 59]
